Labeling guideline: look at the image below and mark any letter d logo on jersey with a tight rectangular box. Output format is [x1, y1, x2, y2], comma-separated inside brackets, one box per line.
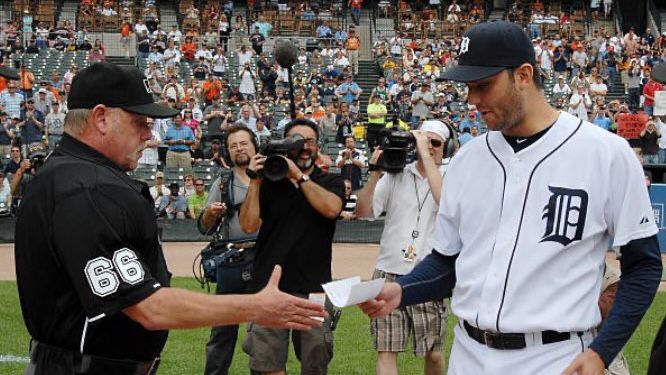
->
[540, 186, 588, 246]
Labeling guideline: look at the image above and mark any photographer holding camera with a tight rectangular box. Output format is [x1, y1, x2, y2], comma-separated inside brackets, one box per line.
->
[199, 124, 260, 375]
[355, 120, 453, 375]
[239, 119, 345, 375]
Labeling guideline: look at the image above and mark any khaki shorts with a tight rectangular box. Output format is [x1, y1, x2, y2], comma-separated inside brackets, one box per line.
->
[371, 269, 449, 356]
[242, 296, 334, 374]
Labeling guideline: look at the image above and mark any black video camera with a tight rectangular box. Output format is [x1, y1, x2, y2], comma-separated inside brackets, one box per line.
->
[377, 127, 415, 173]
[260, 134, 305, 181]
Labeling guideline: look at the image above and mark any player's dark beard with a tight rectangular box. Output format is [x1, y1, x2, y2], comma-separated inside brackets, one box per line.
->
[495, 80, 524, 132]
[234, 153, 250, 167]
[296, 151, 316, 171]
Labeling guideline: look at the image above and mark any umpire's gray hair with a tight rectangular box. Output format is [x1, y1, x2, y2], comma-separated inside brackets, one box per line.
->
[64, 109, 92, 136]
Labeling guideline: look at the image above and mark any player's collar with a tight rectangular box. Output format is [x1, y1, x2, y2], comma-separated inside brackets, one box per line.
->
[485, 111, 582, 162]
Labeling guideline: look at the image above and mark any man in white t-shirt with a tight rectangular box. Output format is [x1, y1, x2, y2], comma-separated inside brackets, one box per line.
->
[568, 84, 592, 120]
[356, 121, 452, 375]
[138, 118, 162, 169]
[589, 75, 608, 100]
[552, 75, 572, 97]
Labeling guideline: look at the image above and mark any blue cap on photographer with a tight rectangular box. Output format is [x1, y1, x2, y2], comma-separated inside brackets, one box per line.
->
[420, 120, 450, 141]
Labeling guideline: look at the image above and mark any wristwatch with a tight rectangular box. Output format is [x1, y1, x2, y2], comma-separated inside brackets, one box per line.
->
[247, 169, 259, 179]
[297, 174, 311, 185]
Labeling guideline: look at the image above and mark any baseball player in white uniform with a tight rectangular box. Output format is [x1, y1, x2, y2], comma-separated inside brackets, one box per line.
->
[360, 21, 663, 375]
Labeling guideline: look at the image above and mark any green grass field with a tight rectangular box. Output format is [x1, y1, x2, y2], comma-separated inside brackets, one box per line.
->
[1, 278, 664, 375]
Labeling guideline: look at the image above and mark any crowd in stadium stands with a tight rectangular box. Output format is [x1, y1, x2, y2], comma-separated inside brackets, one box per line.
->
[1, 0, 666, 219]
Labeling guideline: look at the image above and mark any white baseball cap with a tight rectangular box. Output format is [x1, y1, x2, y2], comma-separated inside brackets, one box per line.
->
[421, 120, 450, 141]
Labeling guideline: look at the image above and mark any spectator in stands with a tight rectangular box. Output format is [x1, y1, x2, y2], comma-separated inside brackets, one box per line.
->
[216, 14, 231, 50]
[137, 118, 161, 169]
[640, 120, 661, 164]
[553, 45, 569, 78]
[335, 75, 362, 104]
[656, 116, 666, 163]
[3, 146, 21, 176]
[188, 178, 208, 220]
[1, 83, 24, 119]
[202, 139, 226, 167]
[180, 174, 197, 199]
[642, 70, 662, 116]
[33, 88, 52, 116]
[346, 28, 361, 76]
[336, 135, 366, 189]
[589, 75, 608, 101]
[627, 59, 642, 111]
[167, 24, 183, 44]
[162, 76, 185, 103]
[101, 2, 118, 16]
[335, 28, 348, 45]
[411, 83, 433, 128]
[238, 62, 257, 99]
[571, 46, 589, 78]
[164, 41, 182, 67]
[552, 75, 572, 96]
[251, 14, 272, 38]
[182, 108, 201, 140]
[185, 4, 201, 29]
[592, 104, 612, 131]
[333, 50, 350, 71]
[254, 117, 271, 142]
[349, 0, 363, 25]
[367, 94, 388, 127]
[19, 99, 45, 156]
[62, 65, 77, 87]
[19, 65, 35, 97]
[235, 104, 258, 130]
[158, 182, 188, 219]
[336, 103, 355, 143]
[339, 179, 357, 220]
[459, 127, 473, 146]
[237, 45, 254, 66]
[569, 84, 593, 121]
[0, 113, 13, 157]
[182, 37, 198, 63]
[317, 22, 333, 39]
[44, 101, 65, 152]
[203, 96, 229, 141]
[165, 114, 195, 173]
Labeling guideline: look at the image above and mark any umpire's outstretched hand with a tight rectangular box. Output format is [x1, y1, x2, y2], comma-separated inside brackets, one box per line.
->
[358, 282, 402, 319]
[253, 265, 328, 330]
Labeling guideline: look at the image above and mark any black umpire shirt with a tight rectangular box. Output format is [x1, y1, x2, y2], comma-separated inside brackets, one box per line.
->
[15, 133, 171, 361]
[249, 166, 345, 294]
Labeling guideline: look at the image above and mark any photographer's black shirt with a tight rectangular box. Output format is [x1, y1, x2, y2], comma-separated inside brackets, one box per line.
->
[15, 133, 171, 362]
[250, 167, 345, 294]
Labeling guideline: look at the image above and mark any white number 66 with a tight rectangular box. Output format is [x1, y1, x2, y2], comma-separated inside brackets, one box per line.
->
[84, 248, 145, 297]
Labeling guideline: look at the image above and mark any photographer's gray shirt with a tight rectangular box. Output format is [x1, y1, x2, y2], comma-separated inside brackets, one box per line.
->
[205, 174, 258, 241]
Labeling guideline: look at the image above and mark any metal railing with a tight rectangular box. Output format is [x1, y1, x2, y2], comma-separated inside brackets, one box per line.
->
[648, 0, 661, 34]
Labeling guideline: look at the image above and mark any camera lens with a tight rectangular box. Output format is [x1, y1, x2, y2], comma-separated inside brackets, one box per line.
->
[263, 155, 289, 181]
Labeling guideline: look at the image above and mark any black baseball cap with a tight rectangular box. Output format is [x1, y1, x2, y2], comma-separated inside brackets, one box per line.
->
[441, 21, 536, 82]
[68, 62, 180, 118]
[652, 63, 666, 84]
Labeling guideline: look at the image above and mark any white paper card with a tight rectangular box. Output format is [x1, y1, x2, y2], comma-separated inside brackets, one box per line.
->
[654, 91, 666, 116]
[321, 276, 385, 308]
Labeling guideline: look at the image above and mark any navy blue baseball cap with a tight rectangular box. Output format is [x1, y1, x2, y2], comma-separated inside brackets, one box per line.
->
[68, 62, 180, 118]
[441, 21, 536, 82]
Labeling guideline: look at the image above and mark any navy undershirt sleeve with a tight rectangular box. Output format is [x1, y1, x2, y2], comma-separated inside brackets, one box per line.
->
[589, 235, 663, 366]
[397, 250, 457, 307]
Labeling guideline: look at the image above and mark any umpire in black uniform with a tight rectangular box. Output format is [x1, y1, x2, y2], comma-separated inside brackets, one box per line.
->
[14, 63, 327, 375]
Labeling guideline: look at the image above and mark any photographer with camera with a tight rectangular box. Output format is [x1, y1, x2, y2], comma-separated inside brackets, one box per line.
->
[198, 124, 260, 375]
[355, 120, 453, 375]
[239, 119, 345, 375]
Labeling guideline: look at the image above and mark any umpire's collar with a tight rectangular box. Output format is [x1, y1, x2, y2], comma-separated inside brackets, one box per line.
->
[56, 133, 146, 193]
[56, 132, 125, 172]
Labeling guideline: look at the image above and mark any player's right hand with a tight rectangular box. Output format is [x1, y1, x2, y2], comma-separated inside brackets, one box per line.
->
[248, 154, 266, 175]
[207, 202, 227, 218]
[253, 265, 328, 330]
[358, 282, 402, 318]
